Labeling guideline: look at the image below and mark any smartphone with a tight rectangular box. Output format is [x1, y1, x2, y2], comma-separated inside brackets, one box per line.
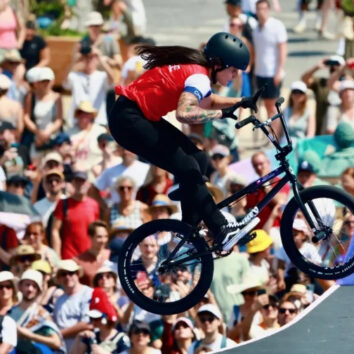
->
[324, 59, 340, 67]
[136, 271, 148, 284]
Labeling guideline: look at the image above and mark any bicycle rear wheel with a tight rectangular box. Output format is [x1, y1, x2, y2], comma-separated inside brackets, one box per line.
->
[118, 219, 214, 315]
[281, 186, 354, 279]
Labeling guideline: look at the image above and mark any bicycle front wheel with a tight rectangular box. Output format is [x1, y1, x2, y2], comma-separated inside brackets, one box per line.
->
[118, 219, 214, 315]
[281, 186, 354, 279]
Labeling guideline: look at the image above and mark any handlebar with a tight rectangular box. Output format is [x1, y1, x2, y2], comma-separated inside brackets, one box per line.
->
[235, 95, 293, 159]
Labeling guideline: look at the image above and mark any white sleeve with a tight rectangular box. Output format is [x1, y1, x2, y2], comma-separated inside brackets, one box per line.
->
[94, 169, 108, 190]
[183, 74, 212, 102]
[62, 71, 75, 90]
[2, 316, 17, 347]
[276, 20, 287, 43]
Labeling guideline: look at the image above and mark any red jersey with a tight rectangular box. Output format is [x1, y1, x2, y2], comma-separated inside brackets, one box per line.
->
[53, 197, 100, 259]
[115, 64, 211, 121]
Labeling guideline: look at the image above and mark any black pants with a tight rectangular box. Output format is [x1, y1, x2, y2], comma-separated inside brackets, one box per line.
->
[108, 96, 226, 234]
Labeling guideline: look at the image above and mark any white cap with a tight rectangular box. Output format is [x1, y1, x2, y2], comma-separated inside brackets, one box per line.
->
[38, 67, 55, 81]
[85, 11, 104, 27]
[0, 74, 12, 90]
[0, 271, 15, 283]
[339, 80, 354, 93]
[197, 304, 222, 319]
[290, 81, 307, 94]
[26, 67, 42, 83]
[20, 269, 43, 291]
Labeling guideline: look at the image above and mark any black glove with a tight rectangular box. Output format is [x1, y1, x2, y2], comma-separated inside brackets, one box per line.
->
[239, 96, 258, 113]
[221, 103, 240, 119]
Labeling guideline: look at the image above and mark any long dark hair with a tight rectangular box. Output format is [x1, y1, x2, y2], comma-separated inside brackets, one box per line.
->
[137, 45, 209, 70]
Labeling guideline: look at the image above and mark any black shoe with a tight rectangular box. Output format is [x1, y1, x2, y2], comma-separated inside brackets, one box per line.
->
[214, 223, 240, 251]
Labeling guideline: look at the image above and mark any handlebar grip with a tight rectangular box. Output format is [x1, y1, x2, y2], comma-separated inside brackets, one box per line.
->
[235, 116, 255, 129]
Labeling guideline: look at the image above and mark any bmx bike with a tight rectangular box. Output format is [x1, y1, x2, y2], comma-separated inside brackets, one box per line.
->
[118, 89, 354, 315]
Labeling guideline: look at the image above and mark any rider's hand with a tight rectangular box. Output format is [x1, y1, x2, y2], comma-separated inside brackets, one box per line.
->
[221, 103, 239, 119]
[239, 96, 258, 113]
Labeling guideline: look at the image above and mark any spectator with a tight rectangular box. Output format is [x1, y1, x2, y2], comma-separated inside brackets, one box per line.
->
[69, 101, 107, 173]
[19, 15, 50, 70]
[91, 147, 150, 213]
[72, 287, 129, 354]
[22, 221, 60, 268]
[9, 269, 63, 353]
[248, 294, 280, 339]
[283, 81, 316, 142]
[341, 167, 354, 196]
[9, 244, 40, 278]
[225, 174, 247, 219]
[0, 121, 31, 177]
[148, 194, 178, 222]
[0, 73, 23, 139]
[277, 299, 299, 326]
[54, 259, 93, 352]
[51, 170, 100, 259]
[110, 175, 150, 229]
[246, 229, 273, 286]
[31, 259, 64, 314]
[0, 223, 18, 271]
[210, 144, 239, 196]
[0, 271, 18, 315]
[74, 220, 111, 287]
[80, 11, 122, 70]
[275, 218, 322, 292]
[297, 159, 327, 188]
[91, 133, 122, 179]
[253, 0, 287, 135]
[63, 41, 114, 127]
[93, 266, 128, 312]
[326, 80, 354, 134]
[301, 56, 345, 135]
[161, 316, 196, 354]
[5, 174, 28, 197]
[188, 304, 237, 352]
[122, 320, 161, 354]
[0, 314, 17, 353]
[0, 0, 25, 56]
[136, 165, 173, 206]
[246, 151, 289, 228]
[33, 169, 65, 228]
[0, 49, 27, 104]
[23, 67, 63, 162]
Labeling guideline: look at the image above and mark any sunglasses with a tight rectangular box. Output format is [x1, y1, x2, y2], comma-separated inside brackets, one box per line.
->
[133, 329, 150, 336]
[279, 307, 297, 314]
[211, 154, 225, 161]
[97, 273, 114, 280]
[344, 221, 354, 226]
[242, 290, 258, 296]
[262, 303, 277, 310]
[230, 23, 243, 28]
[0, 284, 12, 290]
[291, 89, 305, 95]
[58, 271, 77, 277]
[47, 178, 61, 184]
[18, 255, 36, 263]
[174, 323, 189, 330]
[119, 185, 133, 191]
[199, 315, 216, 323]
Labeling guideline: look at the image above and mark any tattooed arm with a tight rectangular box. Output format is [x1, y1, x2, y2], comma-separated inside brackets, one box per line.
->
[176, 92, 242, 124]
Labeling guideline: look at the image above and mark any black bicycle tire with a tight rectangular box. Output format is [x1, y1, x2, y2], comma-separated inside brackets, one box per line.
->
[118, 219, 214, 315]
[280, 185, 354, 279]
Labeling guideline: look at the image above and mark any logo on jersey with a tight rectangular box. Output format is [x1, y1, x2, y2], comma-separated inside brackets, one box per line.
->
[168, 65, 181, 72]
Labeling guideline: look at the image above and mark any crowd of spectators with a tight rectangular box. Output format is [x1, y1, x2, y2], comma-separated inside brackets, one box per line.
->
[0, 0, 353, 353]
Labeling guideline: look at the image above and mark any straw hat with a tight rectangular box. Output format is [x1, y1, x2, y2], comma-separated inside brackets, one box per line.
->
[10, 245, 41, 266]
[206, 182, 224, 203]
[74, 101, 98, 118]
[246, 229, 273, 254]
[149, 194, 178, 215]
[56, 259, 83, 277]
[93, 266, 118, 287]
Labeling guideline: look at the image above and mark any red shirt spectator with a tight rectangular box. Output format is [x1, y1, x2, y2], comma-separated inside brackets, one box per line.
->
[0, 225, 18, 270]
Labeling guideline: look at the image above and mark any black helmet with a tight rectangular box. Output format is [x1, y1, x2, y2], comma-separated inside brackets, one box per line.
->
[204, 32, 250, 71]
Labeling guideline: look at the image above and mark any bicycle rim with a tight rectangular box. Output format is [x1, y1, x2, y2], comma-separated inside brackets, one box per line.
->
[281, 186, 354, 279]
[118, 219, 214, 315]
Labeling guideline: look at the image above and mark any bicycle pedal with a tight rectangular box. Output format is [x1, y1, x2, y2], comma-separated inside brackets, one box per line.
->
[238, 231, 257, 247]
